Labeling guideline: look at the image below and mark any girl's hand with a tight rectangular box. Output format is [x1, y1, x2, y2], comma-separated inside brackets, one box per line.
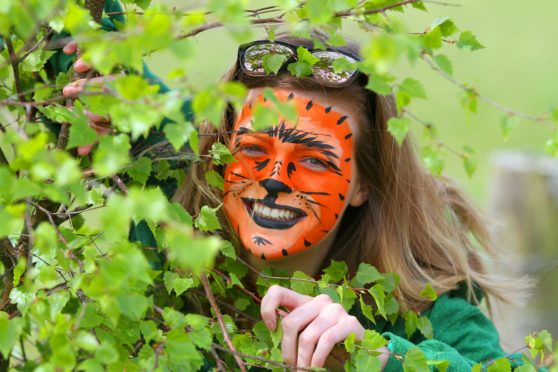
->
[261, 285, 389, 369]
[62, 41, 111, 156]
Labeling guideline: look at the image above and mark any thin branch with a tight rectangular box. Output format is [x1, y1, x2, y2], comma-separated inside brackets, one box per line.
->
[210, 344, 228, 372]
[200, 273, 246, 372]
[16, 29, 55, 64]
[421, 54, 552, 126]
[5, 37, 25, 101]
[178, 17, 284, 40]
[110, 174, 129, 195]
[211, 343, 316, 371]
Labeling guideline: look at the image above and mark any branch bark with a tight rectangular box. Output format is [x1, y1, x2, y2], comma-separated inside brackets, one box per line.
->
[200, 273, 246, 372]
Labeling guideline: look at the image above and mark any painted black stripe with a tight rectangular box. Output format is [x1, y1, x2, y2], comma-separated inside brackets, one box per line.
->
[337, 115, 348, 125]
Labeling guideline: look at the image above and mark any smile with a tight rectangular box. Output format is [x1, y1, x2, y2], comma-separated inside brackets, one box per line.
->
[242, 198, 307, 230]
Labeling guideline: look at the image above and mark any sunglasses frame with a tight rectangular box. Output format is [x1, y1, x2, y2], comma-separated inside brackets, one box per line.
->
[237, 40, 363, 87]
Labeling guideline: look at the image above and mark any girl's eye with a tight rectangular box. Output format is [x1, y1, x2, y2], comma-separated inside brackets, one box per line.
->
[300, 157, 329, 171]
[241, 144, 267, 157]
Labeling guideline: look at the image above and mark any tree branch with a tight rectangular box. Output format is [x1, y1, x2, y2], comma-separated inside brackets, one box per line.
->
[200, 273, 246, 372]
[4, 37, 25, 101]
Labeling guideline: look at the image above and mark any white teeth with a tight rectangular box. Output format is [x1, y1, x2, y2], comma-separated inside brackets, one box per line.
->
[250, 202, 300, 221]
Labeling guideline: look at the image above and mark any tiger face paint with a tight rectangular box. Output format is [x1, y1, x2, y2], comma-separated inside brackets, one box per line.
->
[223, 89, 355, 260]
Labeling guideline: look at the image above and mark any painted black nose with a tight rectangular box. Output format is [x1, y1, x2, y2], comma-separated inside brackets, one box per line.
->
[259, 179, 292, 194]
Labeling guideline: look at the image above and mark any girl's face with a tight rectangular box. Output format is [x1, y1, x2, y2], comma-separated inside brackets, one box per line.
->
[223, 88, 366, 260]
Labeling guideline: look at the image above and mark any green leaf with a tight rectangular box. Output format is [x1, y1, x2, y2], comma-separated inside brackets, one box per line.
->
[404, 311, 419, 338]
[359, 296, 376, 323]
[344, 332, 356, 353]
[428, 360, 449, 372]
[359, 329, 387, 351]
[323, 260, 348, 282]
[209, 143, 236, 165]
[337, 282, 358, 311]
[251, 101, 280, 131]
[263, 53, 288, 74]
[419, 283, 438, 301]
[431, 17, 459, 37]
[387, 117, 412, 145]
[500, 116, 518, 141]
[13, 257, 26, 286]
[369, 284, 386, 318]
[271, 318, 283, 348]
[421, 146, 445, 176]
[173, 277, 194, 296]
[114, 75, 159, 100]
[220, 240, 236, 259]
[125, 157, 152, 185]
[204, 170, 224, 191]
[411, 2, 427, 11]
[116, 294, 151, 321]
[287, 46, 319, 77]
[290, 270, 316, 295]
[423, 27, 442, 49]
[417, 316, 433, 339]
[164, 121, 196, 151]
[433, 54, 453, 75]
[92, 134, 131, 177]
[192, 89, 225, 125]
[545, 132, 558, 157]
[0, 312, 23, 359]
[462, 153, 477, 178]
[487, 357, 511, 372]
[194, 205, 222, 232]
[457, 31, 485, 51]
[352, 263, 383, 287]
[366, 74, 394, 95]
[166, 228, 221, 275]
[403, 347, 428, 372]
[399, 78, 427, 99]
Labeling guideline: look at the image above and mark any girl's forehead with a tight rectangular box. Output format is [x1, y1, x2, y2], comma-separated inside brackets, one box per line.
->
[240, 87, 358, 134]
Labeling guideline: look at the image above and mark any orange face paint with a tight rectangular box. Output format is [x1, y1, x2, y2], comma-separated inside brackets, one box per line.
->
[223, 89, 354, 260]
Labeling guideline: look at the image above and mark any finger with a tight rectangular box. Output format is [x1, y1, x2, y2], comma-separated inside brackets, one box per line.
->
[260, 285, 312, 331]
[311, 315, 364, 368]
[74, 59, 92, 73]
[296, 303, 345, 368]
[62, 79, 88, 97]
[280, 294, 333, 366]
[63, 41, 77, 55]
[77, 144, 94, 156]
[85, 111, 111, 128]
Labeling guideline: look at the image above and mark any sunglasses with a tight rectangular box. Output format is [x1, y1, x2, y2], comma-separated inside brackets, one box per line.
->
[237, 40, 363, 87]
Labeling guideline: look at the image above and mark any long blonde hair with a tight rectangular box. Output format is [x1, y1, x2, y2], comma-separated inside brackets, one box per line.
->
[174, 34, 525, 312]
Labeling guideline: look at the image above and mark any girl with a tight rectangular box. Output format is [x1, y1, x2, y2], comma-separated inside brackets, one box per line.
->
[64, 34, 525, 370]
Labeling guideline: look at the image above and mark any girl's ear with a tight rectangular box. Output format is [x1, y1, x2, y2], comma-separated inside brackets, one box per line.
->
[349, 182, 368, 207]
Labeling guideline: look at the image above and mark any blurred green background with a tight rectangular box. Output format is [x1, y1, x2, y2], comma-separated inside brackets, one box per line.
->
[146, 0, 558, 351]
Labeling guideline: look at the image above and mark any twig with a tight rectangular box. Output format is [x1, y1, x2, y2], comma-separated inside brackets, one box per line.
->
[421, 54, 552, 126]
[5, 37, 25, 101]
[211, 343, 316, 371]
[200, 273, 246, 372]
[110, 174, 129, 195]
[178, 17, 284, 40]
[210, 344, 228, 372]
[16, 29, 55, 64]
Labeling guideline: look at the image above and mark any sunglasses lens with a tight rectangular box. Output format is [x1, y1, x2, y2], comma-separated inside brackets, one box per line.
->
[243, 43, 293, 74]
[311, 51, 358, 85]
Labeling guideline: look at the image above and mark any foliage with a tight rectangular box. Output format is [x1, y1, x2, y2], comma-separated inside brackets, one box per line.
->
[0, 0, 556, 371]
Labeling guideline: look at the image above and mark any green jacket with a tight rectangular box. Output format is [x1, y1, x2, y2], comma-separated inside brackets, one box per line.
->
[45, 3, 530, 371]
[356, 290, 524, 371]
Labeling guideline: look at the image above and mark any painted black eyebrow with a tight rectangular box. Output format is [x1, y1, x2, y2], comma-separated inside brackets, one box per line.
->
[267, 122, 335, 150]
